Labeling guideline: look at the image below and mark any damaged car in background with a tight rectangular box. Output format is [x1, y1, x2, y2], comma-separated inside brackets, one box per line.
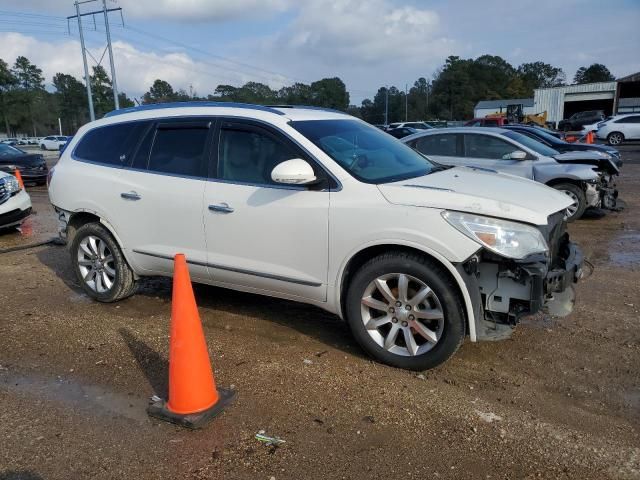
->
[403, 127, 621, 221]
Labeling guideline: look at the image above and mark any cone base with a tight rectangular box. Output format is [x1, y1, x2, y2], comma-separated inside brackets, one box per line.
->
[147, 387, 237, 429]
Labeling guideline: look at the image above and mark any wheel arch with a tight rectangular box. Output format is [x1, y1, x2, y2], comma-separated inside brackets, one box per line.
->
[336, 242, 478, 341]
[67, 210, 136, 275]
[545, 177, 586, 189]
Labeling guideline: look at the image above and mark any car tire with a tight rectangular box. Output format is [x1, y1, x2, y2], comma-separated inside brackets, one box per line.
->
[345, 251, 465, 371]
[552, 183, 587, 221]
[40, 144, 46, 150]
[607, 132, 624, 146]
[71, 222, 137, 302]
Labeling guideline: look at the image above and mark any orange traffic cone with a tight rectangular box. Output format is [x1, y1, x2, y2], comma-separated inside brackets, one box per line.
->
[588, 131, 595, 144]
[147, 253, 236, 428]
[13, 169, 25, 189]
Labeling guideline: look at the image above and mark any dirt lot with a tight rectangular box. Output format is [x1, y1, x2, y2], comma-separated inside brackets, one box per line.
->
[1, 145, 639, 480]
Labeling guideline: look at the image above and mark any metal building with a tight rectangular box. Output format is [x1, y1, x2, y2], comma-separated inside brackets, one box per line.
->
[533, 81, 617, 127]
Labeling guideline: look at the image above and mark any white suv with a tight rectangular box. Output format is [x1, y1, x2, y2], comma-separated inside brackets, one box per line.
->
[596, 114, 640, 145]
[40, 136, 68, 151]
[48, 103, 584, 370]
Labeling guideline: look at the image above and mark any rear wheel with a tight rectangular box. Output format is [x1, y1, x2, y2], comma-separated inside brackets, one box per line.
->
[71, 222, 137, 302]
[345, 252, 465, 370]
[607, 132, 624, 146]
[552, 183, 587, 221]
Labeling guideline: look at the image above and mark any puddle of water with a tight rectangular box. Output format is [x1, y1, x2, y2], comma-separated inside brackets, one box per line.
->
[0, 370, 149, 423]
[608, 231, 640, 268]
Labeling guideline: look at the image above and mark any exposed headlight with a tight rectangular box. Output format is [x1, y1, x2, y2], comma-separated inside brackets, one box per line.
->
[1, 176, 21, 194]
[593, 151, 612, 159]
[442, 211, 548, 259]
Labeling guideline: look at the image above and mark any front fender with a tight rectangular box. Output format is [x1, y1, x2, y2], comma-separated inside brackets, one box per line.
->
[533, 164, 598, 184]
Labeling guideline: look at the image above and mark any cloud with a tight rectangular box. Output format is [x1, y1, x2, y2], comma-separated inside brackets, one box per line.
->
[270, 0, 453, 65]
[6, 0, 293, 22]
[0, 33, 286, 99]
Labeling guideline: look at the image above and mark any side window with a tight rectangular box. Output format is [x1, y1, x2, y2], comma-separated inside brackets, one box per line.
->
[217, 125, 299, 185]
[414, 134, 458, 156]
[616, 116, 640, 124]
[464, 134, 515, 160]
[147, 122, 210, 177]
[74, 122, 149, 166]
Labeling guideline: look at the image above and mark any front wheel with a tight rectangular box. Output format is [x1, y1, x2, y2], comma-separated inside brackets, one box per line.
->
[345, 252, 465, 370]
[71, 222, 137, 302]
[40, 144, 46, 150]
[552, 183, 587, 221]
[607, 132, 624, 146]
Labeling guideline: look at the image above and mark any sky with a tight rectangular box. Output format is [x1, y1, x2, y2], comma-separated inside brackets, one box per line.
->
[0, 0, 639, 104]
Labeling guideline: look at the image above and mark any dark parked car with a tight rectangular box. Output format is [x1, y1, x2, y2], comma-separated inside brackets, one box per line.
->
[558, 110, 605, 132]
[503, 124, 622, 167]
[386, 126, 418, 139]
[0, 143, 49, 185]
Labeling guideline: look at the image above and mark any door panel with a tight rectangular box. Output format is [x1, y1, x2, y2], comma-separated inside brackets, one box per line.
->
[203, 120, 329, 301]
[109, 118, 212, 281]
[463, 133, 534, 178]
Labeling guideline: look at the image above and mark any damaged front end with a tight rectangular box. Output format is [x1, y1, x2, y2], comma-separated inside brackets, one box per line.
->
[457, 211, 585, 341]
[555, 154, 622, 211]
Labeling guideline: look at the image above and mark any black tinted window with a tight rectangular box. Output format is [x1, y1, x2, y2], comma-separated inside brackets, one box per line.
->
[148, 123, 209, 177]
[218, 127, 298, 185]
[616, 115, 640, 123]
[414, 134, 458, 156]
[74, 122, 149, 166]
[465, 134, 515, 159]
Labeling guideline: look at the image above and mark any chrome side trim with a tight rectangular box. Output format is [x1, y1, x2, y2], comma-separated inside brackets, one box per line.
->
[132, 249, 323, 287]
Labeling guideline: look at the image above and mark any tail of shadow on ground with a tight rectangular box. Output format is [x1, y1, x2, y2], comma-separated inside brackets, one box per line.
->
[119, 328, 168, 400]
[0, 471, 44, 480]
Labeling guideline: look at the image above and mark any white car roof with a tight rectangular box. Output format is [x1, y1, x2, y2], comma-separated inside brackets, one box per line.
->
[94, 102, 352, 127]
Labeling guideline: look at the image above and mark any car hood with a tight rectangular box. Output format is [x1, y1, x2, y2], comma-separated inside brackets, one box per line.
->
[553, 151, 619, 174]
[0, 153, 45, 167]
[377, 166, 572, 226]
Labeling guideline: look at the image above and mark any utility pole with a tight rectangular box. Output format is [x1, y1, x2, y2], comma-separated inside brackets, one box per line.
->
[102, 0, 119, 110]
[74, 0, 95, 121]
[58, 117, 63, 136]
[384, 86, 389, 126]
[405, 84, 408, 122]
[68, 1, 123, 119]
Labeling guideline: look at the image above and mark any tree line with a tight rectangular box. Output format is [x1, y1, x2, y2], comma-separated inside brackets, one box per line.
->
[0, 54, 615, 136]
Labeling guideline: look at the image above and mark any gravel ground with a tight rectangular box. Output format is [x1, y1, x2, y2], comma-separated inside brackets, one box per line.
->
[0, 144, 638, 480]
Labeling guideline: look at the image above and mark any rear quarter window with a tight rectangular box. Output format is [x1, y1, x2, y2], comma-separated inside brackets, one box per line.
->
[74, 121, 150, 166]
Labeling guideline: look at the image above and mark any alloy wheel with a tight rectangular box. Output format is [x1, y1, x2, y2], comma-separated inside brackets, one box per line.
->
[561, 189, 580, 218]
[608, 133, 623, 145]
[360, 273, 444, 357]
[77, 235, 116, 293]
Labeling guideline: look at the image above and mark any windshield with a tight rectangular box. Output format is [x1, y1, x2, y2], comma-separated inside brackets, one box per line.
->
[0, 144, 22, 157]
[502, 131, 559, 157]
[290, 119, 437, 183]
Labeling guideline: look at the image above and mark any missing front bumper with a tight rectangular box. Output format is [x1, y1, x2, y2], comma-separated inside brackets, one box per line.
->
[458, 240, 585, 341]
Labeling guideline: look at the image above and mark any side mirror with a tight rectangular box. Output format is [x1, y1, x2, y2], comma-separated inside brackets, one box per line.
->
[509, 150, 528, 160]
[271, 158, 317, 185]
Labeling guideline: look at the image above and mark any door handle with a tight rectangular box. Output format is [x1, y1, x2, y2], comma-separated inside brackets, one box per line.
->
[208, 203, 234, 213]
[121, 191, 141, 200]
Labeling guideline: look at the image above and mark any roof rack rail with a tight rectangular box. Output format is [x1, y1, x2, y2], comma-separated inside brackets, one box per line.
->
[103, 101, 286, 118]
[266, 104, 346, 115]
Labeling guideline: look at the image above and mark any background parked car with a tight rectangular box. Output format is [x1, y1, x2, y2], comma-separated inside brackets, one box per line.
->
[464, 117, 509, 127]
[503, 124, 622, 166]
[386, 126, 419, 139]
[388, 122, 433, 130]
[0, 143, 49, 185]
[0, 170, 32, 230]
[40, 136, 68, 151]
[558, 110, 605, 132]
[403, 127, 619, 221]
[595, 114, 640, 145]
[1, 138, 19, 146]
